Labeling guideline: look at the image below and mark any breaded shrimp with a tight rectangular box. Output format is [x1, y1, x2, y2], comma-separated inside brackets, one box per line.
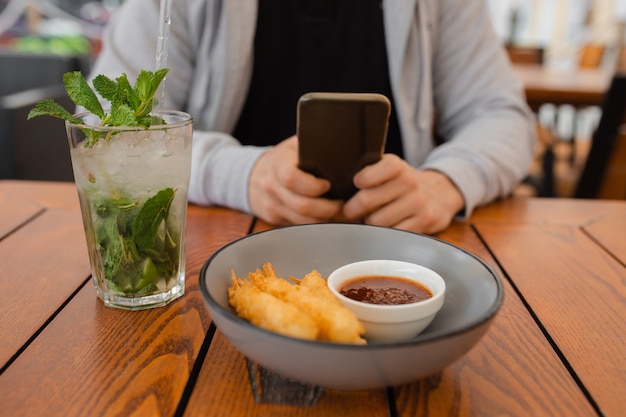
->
[228, 271, 318, 341]
[290, 269, 341, 306]
[250, 263, 366, 344]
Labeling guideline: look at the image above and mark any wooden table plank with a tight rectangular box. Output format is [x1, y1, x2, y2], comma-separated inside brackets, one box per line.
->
[0, 186, 43, 239]
[392, 222, 596, 417]
[0, 206, 254, 417]
[0, 180, 79, 239]
[470, 197, 625, 226]
[583, 212, 626, 266]
[0, 283, 206, 417]
[0, 180, 79, 209]
[0, 208, 91, 370]
[184, 331, 390, 417]
[475, 222, 626, 417]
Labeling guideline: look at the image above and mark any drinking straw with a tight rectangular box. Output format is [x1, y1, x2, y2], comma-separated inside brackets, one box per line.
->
[153, 0, 172, 117]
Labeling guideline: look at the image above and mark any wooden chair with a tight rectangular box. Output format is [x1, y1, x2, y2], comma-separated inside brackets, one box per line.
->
[574, 74, 626, 199]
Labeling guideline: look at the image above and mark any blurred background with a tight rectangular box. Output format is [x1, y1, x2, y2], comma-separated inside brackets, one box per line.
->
[0, 0, 119, 58]
[0, 0, 121, 182]
[489, 0, 626, 70]
[488, 0, 626, 200]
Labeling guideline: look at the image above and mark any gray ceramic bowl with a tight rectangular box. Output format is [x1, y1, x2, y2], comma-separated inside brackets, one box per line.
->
[200, 224, 503, 390]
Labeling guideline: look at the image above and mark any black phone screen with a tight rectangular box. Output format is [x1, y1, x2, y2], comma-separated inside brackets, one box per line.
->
[297, 92, 390, 200]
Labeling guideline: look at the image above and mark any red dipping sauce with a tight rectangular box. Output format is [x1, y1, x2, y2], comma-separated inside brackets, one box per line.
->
[339, 275, 433, 305]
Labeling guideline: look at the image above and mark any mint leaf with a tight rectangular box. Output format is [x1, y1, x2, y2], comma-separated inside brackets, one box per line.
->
[92, 74, 118, 103]
[135, 70, 154, 102]
[110, 102, 137, 126]
[132, 188, 176, 251]
[27, 99, 82, 124]
[115, 73, 140, 111]
[97, 210, 125, 278]
[95, 196, 140, 279]
[135, 69, 168, 106]
[141, 115, 159, 127]
[64, 71, 104, 118]
[133, 69, 168, 118]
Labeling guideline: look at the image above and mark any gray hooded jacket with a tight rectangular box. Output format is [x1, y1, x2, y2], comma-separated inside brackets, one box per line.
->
[91, 0, 536, 216]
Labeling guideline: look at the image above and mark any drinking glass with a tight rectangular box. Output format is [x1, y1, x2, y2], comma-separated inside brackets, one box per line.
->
[66, 110, 193, 310]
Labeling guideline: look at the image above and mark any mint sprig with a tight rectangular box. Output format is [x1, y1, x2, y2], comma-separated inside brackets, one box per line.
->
[95, 187, 179, 294]
[27, 68, 169, 146]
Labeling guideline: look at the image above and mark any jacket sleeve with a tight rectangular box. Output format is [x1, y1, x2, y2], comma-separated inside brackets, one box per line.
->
[89, 0, 261, 212]
[421, 0, 537, 216]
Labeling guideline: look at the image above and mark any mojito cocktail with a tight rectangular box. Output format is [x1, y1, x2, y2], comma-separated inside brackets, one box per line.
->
[67, 110, 192, 310]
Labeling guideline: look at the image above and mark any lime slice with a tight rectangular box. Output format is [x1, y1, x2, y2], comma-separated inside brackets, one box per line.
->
[135, 257, 160, 291]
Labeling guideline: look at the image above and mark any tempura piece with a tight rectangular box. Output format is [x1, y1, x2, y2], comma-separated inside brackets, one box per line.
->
[290, 270, 341, 306]
[250, 263, 366, 344]
[228, 271, 318, 341]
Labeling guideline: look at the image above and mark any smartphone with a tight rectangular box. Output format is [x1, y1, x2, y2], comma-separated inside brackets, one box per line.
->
[297, 92, 391, 200]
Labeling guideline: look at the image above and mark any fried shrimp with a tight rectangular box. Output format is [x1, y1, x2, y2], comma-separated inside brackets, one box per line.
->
[228, 271, 318, 341]
[291, 270, 341, 306]
[250, 263, 366, 344]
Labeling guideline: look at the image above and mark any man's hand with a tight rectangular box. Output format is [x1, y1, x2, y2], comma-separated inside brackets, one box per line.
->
[342, 154, 465, 234]
[248, 136, 343, 225]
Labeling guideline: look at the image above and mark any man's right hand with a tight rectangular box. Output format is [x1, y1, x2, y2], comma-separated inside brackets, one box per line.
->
[248, 136, 343, 226]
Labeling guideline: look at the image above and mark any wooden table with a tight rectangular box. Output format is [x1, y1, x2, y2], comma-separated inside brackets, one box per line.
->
[513, 64, 612, 110]
[0, 180, 624, 417]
